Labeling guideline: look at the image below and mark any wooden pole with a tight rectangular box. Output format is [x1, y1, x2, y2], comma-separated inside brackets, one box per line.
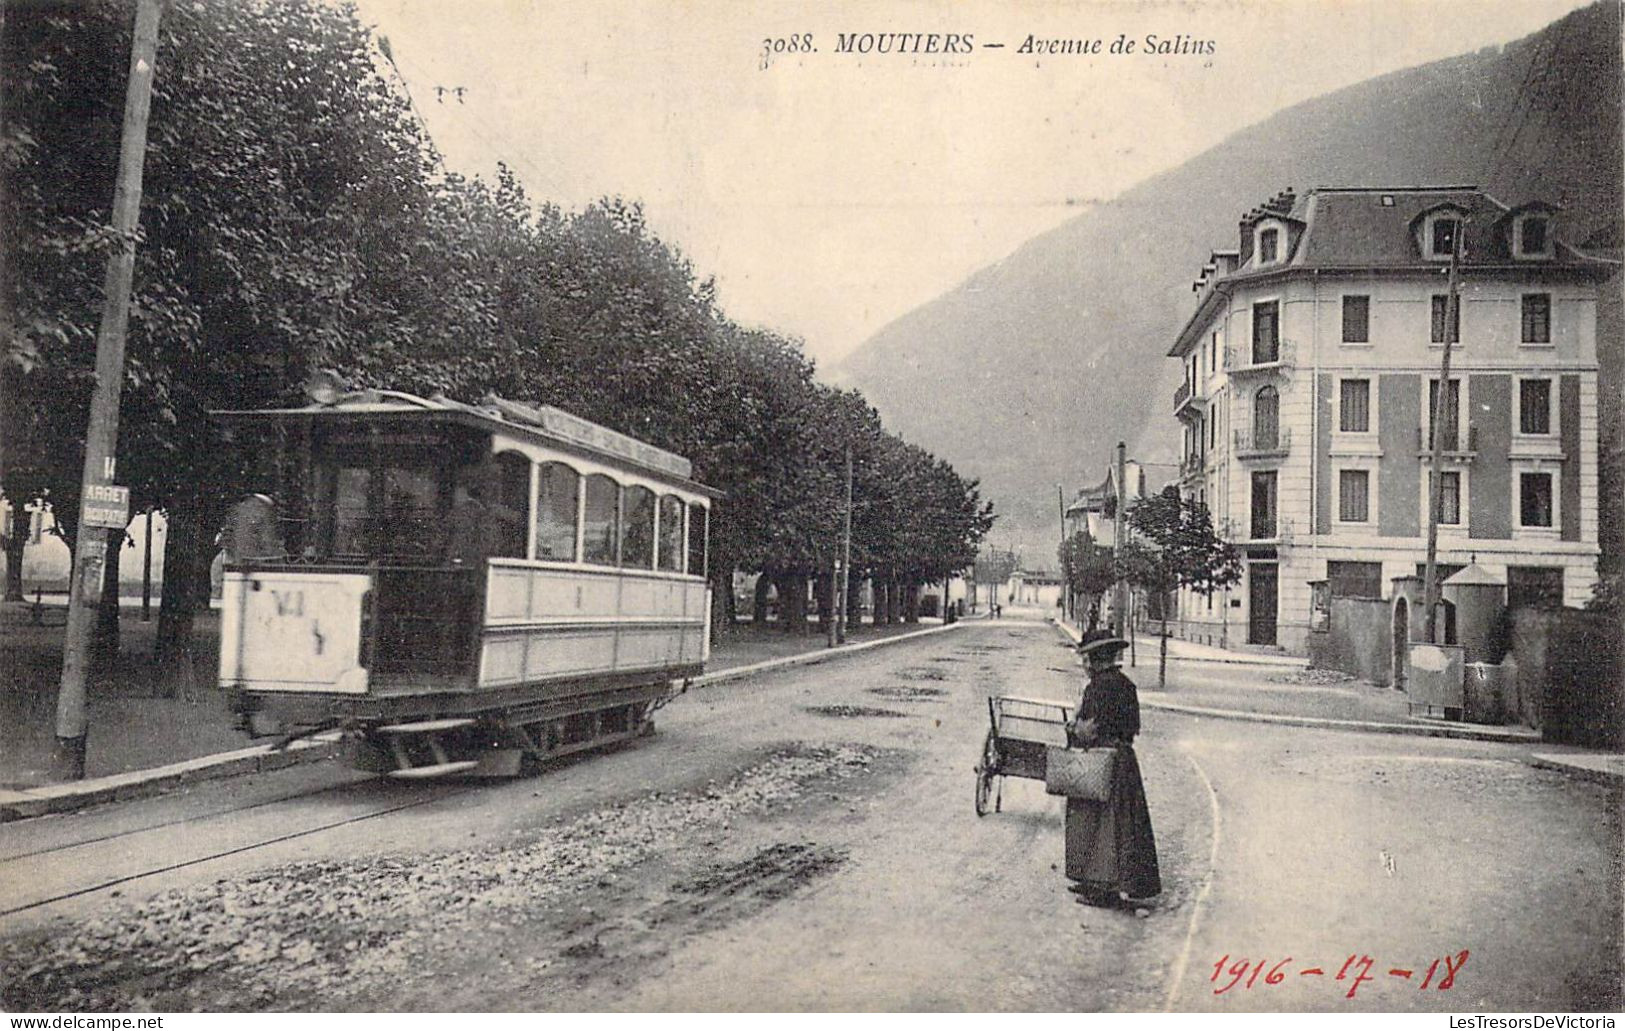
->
[1113, 441, 1128, 637]
[141, 506, 152, 621]
[1423, 217, 1463, 644]
[54, 0, 166, 780]
[838, 446, 851, 643]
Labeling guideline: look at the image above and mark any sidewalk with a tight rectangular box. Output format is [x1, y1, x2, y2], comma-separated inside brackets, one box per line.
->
[0, 608, 965, 820]
[1048, 620, 1625, 781]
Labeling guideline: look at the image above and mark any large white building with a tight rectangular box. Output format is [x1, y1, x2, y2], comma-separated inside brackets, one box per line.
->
[1167, 186, 1610, 654]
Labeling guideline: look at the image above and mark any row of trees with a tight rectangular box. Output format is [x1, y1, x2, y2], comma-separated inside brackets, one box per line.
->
[1059, 487, 1242, 684]
[0, 0, 993, 673]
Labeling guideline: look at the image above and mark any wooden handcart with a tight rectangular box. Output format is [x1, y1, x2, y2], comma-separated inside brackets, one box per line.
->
[974, 693, 1075, 816]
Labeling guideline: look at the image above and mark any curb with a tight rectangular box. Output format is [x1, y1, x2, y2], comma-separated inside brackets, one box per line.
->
[1049, 620, 1540, 744]
[0, 735, 341, 823]
[1529, 753, 1625, 786]
[1139, 697, 1543, 743]
[691, 619, 965, 689]
[0, 620, 966, 823]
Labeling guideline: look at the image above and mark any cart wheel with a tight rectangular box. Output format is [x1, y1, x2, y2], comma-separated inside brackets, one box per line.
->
[974, 728, 999, 817]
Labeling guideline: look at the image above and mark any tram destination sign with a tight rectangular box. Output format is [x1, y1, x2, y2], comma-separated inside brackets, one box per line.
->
[82, 483, 131, 529]
[535, 405, 693, 479]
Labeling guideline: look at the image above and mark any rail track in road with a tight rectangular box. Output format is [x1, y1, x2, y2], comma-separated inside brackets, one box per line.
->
[0, 777, 482, 920]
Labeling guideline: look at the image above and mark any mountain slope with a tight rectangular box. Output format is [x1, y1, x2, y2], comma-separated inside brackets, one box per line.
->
[838, 0, 1621, 560]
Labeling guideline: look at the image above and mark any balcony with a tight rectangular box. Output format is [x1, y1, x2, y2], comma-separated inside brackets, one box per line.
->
[1172, 381, 1206, 418]
[1226, 339, 1296, 377]
[1416, 424, 1479, 462]
[1233, 427, 1291, 460]
[1179, 452, 1206, 480]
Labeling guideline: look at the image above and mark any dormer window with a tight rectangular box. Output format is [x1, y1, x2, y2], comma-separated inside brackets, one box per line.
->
[1258, 227, 1279, 264]
[1513, 212, 1555, 259]
[1430, 217, 1460, 259]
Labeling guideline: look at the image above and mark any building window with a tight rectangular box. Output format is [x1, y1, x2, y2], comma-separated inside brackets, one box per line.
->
[1252, 300, 1279, 364]
[1506, 566, 1563, 609]
[1430, 217, 1460, 258]
[1253, 385, 1279, 447]
[1338, 469, 1370, 523]
[1518, 217, 1548, 256]
[534, 462, 580, 561]
[1341, 295, 1370, 343]
[1258, 227, 1279, 264]
[1250, 471, 1277, 539]
[1430, 295, 1460, 344]
[1327, 560, 1383, 599]
[1339, 379, 1370, 433]
[1518, 378, 1553, 435]
[1519, 472, 1554, 528]
[1521, 294, 1551, 344]
[1209, 332, 1217, 374]
[1415, 561, 1466, 584]
[1428, 470, 1462, 525]
[1427, 378, 1462, 450]
[1209, 403, 1218, 450]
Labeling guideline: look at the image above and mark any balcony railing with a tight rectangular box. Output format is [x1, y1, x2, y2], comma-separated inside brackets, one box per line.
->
[1173, 380, 1208, 417]
[1226, 339, 1296, 375]
[1233, 427, 1292, 459]
[1179, 452, 1206, 479]
[1416, 423, 1479, 460]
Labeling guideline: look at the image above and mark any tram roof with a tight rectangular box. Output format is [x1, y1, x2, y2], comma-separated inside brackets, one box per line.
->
[213, 389, 722, 497]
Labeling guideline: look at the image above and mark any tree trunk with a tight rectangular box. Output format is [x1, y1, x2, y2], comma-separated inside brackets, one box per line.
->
[904, 582, 919, 623]
[814, 568, 832, 632]
[886, 578, 901, 624]
[1159, 618, 1168, 689]
[3, 501, 25, 601]
[154, 496, 211, 698]
[752, 572, 772, 625]
[709, 565, 732, 642]
[92, 526, 124, 668]
[846, 573, 864, 631]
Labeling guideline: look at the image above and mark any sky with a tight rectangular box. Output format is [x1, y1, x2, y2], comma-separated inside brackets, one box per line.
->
[350, 0, 1594, 370]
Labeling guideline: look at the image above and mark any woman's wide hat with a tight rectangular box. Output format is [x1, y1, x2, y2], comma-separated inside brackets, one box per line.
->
[1078, 630, 1129, 657]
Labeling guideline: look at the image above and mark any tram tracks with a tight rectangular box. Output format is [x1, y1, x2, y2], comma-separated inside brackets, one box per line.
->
[0, 779, 481, 921]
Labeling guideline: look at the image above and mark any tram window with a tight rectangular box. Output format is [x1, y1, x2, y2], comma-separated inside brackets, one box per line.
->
[657, 495, 684, 572]
[582, 474, 620, 566]
[328, 464, 372, 557]
[535, 462, 580, 561]
[488, 452, 531, 559]
[621, 485, 655, 569]
[687, 503, 708, 578]
[382, 463, 442, 558]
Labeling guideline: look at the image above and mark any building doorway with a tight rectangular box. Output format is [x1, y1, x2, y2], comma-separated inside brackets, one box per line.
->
[1247, 562, 1278, 645]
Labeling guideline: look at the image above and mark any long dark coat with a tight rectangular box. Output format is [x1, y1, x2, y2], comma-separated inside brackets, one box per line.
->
[1064, 665, 1162, 899]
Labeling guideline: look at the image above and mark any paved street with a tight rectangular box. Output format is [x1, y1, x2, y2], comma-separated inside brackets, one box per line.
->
[0, 616, 1618, 1011]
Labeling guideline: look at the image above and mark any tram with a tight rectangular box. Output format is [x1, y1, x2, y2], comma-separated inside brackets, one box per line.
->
[214, 375, 717, 778]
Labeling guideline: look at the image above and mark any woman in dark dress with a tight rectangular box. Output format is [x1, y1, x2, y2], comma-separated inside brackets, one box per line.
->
[1065, 633, 1162, 908]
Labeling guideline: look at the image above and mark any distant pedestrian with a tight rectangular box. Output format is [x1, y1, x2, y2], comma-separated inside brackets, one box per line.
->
[1064, 631, 1161, 910]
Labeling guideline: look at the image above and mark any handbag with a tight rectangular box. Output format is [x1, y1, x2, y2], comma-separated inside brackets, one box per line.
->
[1045, 745, 1115, 801]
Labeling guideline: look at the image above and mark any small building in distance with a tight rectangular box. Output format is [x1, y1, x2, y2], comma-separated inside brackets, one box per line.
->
[1166, 186, 1611, 655]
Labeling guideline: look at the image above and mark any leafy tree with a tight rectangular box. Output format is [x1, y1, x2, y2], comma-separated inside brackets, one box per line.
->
[1058, 530, 1115, 629]
[1120, 486, 1242, 685]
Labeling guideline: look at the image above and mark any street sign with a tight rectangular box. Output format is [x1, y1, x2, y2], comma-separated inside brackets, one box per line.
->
[83, 484, 130, 528]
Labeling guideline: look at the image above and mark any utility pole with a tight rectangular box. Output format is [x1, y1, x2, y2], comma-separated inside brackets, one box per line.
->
[1113, 441, 1128, 638]
[1057, 484, 1068, 622]
[53, 0, 166, 780]
[1423, 216, 1464, 644]
[837, 446, 852, 644]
